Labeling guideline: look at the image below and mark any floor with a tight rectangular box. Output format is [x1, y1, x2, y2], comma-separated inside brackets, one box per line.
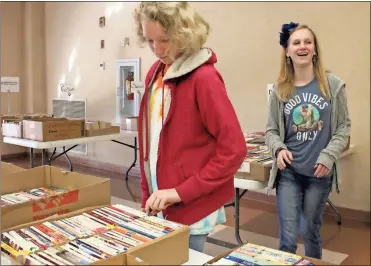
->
[2, 155, 370, 265]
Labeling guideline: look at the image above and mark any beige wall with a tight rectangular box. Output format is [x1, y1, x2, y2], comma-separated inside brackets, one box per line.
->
[2, 2, 370, 211]
[1, 2, 46, 154]
[0, 2, 26, 154]
[23, 2, 47, 114]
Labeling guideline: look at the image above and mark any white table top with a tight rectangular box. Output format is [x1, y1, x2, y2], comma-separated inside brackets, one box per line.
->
[3, 130, 138, 149]
[234, 178, 268, 190]
[183, 249, 213, 265]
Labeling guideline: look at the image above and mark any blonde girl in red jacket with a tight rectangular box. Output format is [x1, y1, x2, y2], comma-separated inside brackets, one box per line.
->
[134, 2, 247, 252]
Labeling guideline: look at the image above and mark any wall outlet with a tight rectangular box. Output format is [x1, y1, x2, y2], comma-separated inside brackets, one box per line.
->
[100, 62, 105, 71]
[120, 37, 130, 47]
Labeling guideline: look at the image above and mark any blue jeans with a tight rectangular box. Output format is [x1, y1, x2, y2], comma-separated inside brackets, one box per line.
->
[276, 167, 332, 259]
[189, 234, 208, 252]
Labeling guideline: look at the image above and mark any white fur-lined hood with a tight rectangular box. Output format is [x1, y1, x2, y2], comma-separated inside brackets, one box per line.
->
[163, 47, 215, 81]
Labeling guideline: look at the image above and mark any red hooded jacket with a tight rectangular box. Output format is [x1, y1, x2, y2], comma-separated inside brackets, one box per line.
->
[138, 48, 247, 225]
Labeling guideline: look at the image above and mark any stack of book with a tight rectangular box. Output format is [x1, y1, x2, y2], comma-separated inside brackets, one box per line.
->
[207, 243, 315, 265]
[245, 132, 266, 145]
[1, 187, 68, 207]
[1, 204, 183, 265]
[244, 132, 272, 164]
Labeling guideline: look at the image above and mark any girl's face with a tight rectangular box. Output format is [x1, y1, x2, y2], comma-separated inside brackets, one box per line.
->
[142, 20, 180, 65]
[286, 28, 316, 68]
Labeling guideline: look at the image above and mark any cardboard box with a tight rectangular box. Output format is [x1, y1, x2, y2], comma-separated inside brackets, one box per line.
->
[3, 205, 189, 266]
[99, 121, 112, 129]
[2, 120, 23, 138]
[1, 114, 54, 138]
[121, 116, 138, 131]
[1, 162, 24, 174]
[85, 126, 121, 137]
[84, 120, 118, 136]
[85, 121, 112, 131]
[236, 160, 272, 182]
[86, 121, 100, 130]
[205, 243, 333, 265]
[1, 165, 111, 230]
[22, 118, 85, 141]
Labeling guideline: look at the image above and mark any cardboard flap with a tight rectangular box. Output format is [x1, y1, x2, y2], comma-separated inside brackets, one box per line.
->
[48, 166, 110, 190]
[1, 162, 24, 174]
[1, 166, 46, 194]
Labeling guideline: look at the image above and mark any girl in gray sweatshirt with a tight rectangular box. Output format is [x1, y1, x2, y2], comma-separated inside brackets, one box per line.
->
[265, 22, 351, 260]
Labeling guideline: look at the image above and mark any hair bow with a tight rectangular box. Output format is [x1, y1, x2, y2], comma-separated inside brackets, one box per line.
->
[279, 22, 299, 48]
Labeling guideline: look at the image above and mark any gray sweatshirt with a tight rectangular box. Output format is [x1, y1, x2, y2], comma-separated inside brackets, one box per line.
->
[265, 73, 351, 194]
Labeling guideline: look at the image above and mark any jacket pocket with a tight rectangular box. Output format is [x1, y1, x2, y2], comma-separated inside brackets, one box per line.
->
[159, 164, 186, 190]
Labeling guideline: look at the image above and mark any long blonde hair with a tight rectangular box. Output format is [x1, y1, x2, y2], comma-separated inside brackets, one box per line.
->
[134, 2, 210, 58]
[276, 25, 330, 101]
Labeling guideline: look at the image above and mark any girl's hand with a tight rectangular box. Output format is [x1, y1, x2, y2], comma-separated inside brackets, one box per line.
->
[277, 149, 293, 170]
[145, 189, 181, 215]
[314, 164, 330, 178]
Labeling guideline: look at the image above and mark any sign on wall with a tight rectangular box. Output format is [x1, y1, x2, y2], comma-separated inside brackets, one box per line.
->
[1, 77, 20, 93]
[132, 81, 144, 96]
[60, 83, 75, 97]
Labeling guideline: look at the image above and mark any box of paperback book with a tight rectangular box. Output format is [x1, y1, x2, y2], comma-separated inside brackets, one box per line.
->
[1, 162, 24, 174]
[204, 242, 333, 266]
[1, 165, 111, 230]
[1, 204, 189, 265]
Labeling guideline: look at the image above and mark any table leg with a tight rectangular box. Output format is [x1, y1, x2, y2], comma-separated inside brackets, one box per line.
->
[29, 148, 35, 168]
[125, 137, 137, 180]
[234, 188, 244, 246]
[206, 187, 247, 248]
[41, 149, 46, 165]
[63, 146, 73, 172]
[327, 199, 342, 225]
[48, 148, 57, 166]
